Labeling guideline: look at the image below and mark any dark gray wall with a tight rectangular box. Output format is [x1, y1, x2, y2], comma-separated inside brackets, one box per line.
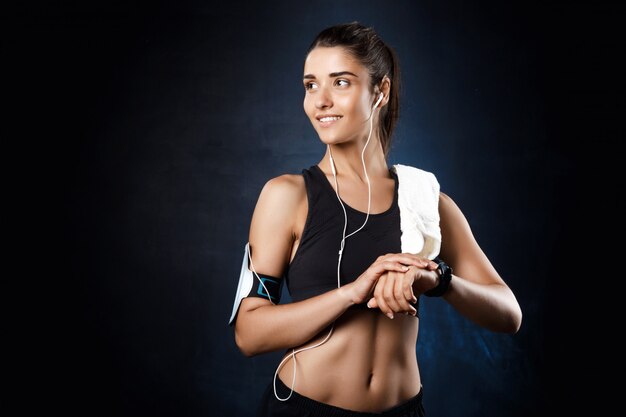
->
[7, 1, 621, 416]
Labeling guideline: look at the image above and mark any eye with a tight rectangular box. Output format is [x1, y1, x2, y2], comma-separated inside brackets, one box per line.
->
[336, 79, 350, 87]
[304, 82, 318, 91]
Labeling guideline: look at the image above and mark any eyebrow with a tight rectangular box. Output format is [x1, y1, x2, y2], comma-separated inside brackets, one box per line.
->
[303, 71, 359, 80]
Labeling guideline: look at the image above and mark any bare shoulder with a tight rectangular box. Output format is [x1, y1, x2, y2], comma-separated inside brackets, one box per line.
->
[438, 190, 473, 230]
[438, 191, 461, 217]
[260, 173, 305, 204]
[254, 173, 306, 221]
[252, 172, 306, 232]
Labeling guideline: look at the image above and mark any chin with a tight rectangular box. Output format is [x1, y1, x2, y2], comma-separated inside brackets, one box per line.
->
[318, 137, 344, 146]
[316, 131, 350, 146]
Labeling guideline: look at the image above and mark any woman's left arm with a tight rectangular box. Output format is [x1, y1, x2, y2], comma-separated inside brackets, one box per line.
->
[438, 192, 522, 333]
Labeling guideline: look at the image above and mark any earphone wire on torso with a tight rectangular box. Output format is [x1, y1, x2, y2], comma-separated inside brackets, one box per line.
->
[248, 92, 384, 401]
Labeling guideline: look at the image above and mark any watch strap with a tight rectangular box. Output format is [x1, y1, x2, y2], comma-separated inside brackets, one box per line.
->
[424, 258, 452, 297]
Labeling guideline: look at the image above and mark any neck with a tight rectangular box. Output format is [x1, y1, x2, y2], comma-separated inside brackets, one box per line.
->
[320, 138, 389, 182]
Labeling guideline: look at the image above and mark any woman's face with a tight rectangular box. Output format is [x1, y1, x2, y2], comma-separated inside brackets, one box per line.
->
[303, 46, 377, 146]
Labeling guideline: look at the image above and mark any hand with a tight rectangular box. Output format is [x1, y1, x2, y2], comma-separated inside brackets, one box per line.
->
[367, 261, 439, 319]
[341, 254, 434, 306]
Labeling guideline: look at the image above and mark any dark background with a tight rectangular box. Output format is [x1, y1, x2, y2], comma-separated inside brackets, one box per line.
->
[5, 1, 622, 416]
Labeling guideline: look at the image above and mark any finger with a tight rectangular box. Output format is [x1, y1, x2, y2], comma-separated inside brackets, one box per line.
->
[360, 263, 404, 290]
[397, 255, 430, 268]
[393, 273, 415, 315]
[367, 297, 378, 309]
[381, 261, 411, 273]
[401, 274, 418, 316]
[374, 276, 393, 319]
[382, 275, 402, 316]
[369, 261, 410, 278]
[378, 254, 431, 268]
[402, 273, 417, 304]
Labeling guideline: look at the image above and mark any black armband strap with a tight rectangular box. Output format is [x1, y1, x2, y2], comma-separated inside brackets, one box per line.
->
[249, 273, 283, 303]
[424, 257, 452, 297]
[228, 243, 284, 326]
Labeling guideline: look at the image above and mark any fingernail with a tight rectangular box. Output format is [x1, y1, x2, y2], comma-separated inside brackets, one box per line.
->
[387, 313, 394, 319]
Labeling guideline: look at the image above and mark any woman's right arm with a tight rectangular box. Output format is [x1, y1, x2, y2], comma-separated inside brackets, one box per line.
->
[234, 175, 430, 357]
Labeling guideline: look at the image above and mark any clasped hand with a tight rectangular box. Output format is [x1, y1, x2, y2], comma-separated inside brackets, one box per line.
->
[367, 264, 440, 318]
[345, 253, 439, 319]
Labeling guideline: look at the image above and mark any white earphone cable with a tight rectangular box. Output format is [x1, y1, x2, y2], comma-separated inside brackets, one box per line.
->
[263, 93, 380, 401]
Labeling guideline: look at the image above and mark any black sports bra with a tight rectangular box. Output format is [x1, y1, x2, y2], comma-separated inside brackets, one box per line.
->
[284, 165, 419, 313]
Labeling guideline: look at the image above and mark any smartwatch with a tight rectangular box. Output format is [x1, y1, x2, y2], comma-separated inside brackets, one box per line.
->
[424, 258, 452, 297]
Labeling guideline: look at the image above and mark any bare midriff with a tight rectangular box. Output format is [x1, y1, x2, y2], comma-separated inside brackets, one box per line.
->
[276, 171, 419, 412]
[277, 308, 421, 412]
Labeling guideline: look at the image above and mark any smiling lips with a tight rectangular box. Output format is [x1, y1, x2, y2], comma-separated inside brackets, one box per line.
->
[317, 115, 343, 127]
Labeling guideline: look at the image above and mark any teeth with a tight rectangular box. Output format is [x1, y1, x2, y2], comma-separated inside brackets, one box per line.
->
[320, 116, 341, 122]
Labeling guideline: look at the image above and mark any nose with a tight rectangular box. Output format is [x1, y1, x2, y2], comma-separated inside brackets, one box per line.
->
[315, 85, 332, 109]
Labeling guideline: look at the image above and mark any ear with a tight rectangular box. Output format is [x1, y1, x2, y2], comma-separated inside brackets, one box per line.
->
[377, 76, 392, 107]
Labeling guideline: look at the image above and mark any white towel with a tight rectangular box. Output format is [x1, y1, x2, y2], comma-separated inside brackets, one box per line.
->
[391, 164, 441, 260]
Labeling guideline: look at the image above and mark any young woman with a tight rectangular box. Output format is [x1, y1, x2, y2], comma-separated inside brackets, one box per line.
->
[229, 21, 522, 417]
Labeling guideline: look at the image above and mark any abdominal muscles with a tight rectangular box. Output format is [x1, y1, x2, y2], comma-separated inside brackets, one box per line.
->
[277, 308, 421, 412]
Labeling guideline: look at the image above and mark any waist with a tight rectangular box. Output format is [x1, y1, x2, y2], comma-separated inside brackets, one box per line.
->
[274, 375, 424, 416]
[277, 309, 421, 412]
